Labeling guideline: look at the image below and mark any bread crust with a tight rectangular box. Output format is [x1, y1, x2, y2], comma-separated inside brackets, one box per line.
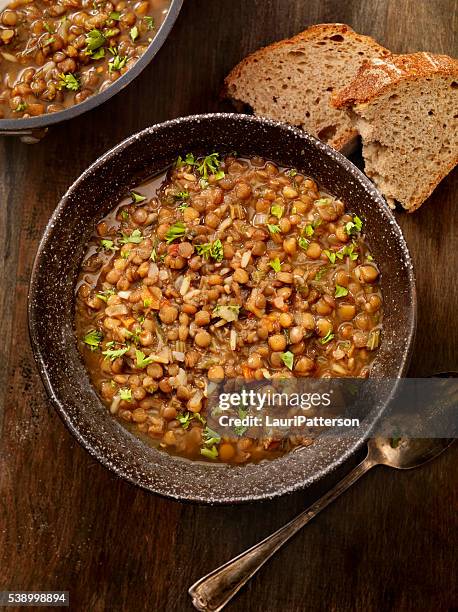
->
[224, 23, 390, 150]
[225, 24, 389, 93]
[332, 52, 458, 108]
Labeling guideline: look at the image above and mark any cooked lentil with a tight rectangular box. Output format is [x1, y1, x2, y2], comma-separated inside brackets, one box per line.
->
[0, 0, 170, 119]
[75, 154, 383, 464]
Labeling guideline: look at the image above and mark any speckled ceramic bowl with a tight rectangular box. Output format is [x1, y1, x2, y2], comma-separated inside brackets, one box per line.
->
[28, 114, 416, 504]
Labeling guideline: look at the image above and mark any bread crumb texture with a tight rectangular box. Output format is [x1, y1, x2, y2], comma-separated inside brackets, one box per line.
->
[333, 52, 458, 210]
[224, 24, 389, 151]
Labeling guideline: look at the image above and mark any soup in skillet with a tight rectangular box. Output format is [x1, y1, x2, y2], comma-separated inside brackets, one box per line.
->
[0, 0, 170, 119]
[75, 154, 383, 463]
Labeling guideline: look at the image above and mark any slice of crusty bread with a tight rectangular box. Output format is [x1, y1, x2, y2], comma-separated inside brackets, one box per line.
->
[224, 23, 390, 151]
[333, 52, 458, 211]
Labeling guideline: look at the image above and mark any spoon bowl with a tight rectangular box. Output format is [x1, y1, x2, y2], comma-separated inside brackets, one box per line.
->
[368, 437, 455, 470]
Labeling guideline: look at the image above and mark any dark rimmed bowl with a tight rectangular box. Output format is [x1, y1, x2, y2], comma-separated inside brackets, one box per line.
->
[0, 0, 183, 140]
[28, 113, 416, 504]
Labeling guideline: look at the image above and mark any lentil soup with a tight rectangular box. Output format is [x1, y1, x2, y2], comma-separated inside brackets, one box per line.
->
[75, 153, 383, 464]
[0, 0, 170, 119]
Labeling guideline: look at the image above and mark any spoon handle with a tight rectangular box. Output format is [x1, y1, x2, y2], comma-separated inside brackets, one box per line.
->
[189, 455, 376, 612]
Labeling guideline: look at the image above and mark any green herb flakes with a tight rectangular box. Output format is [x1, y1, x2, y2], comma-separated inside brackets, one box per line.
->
[271, 204, 283, 219]
[135, 349, 155, 369]
[323, 249, 336, 264]
[280, 351, 294, 371]
[131, 191, 146, 203]
[119, 388, 132, 401]
[267, 224, 280, 234]
[298, 236, 309, 251]
[345, 215, 363, 236]
[83, 329, 102, 350]
[195, 239, 223, 262]
[269, 257, 282, 272]
[165, 222, 187, 244]
[85, 29, 106, 52]
[320, 330, 335, 345]
[120, 229, 143, 244]
[130, 25, 139, 42]
[58, 73, 80, 91]
[144, 16, 155, 30]
[335, 284, 349, 298]
[102, 345, 128, 361]
[101, 239, 117, 251]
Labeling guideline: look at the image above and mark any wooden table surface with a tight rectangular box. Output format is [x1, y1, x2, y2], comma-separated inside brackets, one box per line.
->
[0, 1, 457, 611]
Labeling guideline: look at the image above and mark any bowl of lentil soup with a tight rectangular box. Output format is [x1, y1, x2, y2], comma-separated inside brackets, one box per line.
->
[29, 114, 416, 503]
[0, 0, 183, 137]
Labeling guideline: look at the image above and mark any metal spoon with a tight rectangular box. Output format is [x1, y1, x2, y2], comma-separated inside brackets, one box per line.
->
[189, 436, 454, 611]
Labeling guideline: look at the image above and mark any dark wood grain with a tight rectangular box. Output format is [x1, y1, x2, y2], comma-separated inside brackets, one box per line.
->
[0, 1, 457, 611]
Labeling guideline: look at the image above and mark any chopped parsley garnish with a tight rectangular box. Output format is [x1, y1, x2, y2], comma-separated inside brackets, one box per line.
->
[109, 11, 121, 20]
[43, 37, 55, 46]
[298, 236, 309, 251]
[120, 229, 143, 244]
[269, 257, 282, 272]
[102, 345, 128, 361]
[195, 239, 223, 262]
[104, 28, 119, 38]
[200, 445, 219, 460]
[345, 215, 363, 236]
[335, 284, 349, 298]
[144, 16, 155, 30]
[150, 246, 157, 261]
[178, 202, 189, 212]
[165, 222, 186, 244]
[85, 29, 106, 52]
[135, 349, 155, 369]
[270, 204, 283, 219]
[366, 254, 374, 262]
[14, 102, 27, 113]
[267, 224, 280, 234]
[176, 152, 225, 180]
[336, 243, 359, 261]
[174, 190, 189, 201]
[212, 304, 240, 322]
[92, 48, 105, 59]
[320, 330, 335, 345]
[176, 152, 196, 168]
[323, 249, 336, 264]
[58, 73, 80, 91]
[177, 411, 205, 429]
[196, 153, 223, 180]
[234, 407, 248, 436]
[304, 224, 315, 237]
[131, 191, 146, 203]
[119, 388, 132, 401]
[83, 329, 103, 350]
[286, 168, 297, 177]
[201, 426, 221, 459]
[130, 25, 139, 42]
[44, 22, 54, 33]
[120, 209, 129, 221]
[100, 239, 118, 251]
[108, 51, 128, 73]
[280, 351, 294, 371]
[96, 288, 115, 302]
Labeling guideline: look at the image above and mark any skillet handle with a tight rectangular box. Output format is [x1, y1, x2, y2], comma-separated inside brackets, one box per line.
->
[0, 128, 48, 143]
[188, 455, 376, 612]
